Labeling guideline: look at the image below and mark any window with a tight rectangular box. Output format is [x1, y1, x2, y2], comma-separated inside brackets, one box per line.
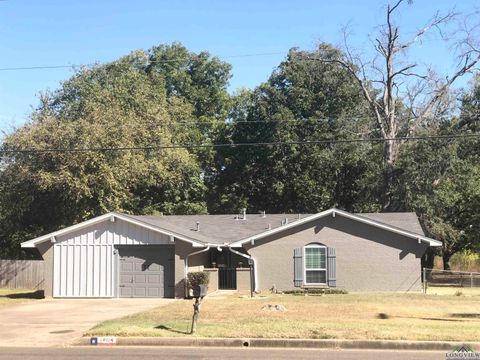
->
[304, 244, 327, 285]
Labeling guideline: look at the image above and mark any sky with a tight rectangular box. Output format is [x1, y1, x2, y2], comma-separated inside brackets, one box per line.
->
[0, 0, 478, 134]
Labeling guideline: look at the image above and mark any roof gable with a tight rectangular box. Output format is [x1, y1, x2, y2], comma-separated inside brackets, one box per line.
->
[20, 212, 206, 248]
[228, 209, 441, 247]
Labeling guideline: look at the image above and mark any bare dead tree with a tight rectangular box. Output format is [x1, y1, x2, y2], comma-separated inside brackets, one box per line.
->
[307, 0, 480, 208]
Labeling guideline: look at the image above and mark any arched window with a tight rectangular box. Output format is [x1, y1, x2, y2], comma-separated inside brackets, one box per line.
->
[304, 244, 327, 285]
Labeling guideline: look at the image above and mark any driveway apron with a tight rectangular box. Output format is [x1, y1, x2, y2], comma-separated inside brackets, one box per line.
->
[0, 298, 173, 347]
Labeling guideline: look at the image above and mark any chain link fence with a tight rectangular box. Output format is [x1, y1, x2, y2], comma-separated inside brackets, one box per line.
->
[423, 268, 480, 293]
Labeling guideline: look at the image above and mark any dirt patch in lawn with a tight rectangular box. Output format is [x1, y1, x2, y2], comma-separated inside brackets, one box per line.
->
[87, 292, 480, 341]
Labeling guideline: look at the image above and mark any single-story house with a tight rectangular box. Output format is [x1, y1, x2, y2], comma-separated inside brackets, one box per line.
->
[21, 208, 441, 298]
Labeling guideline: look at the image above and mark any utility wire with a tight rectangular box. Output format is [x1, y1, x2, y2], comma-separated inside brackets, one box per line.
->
[177, 117, 371, 125]
[0, 52, 286, 72]
[1, 133, 478, 154]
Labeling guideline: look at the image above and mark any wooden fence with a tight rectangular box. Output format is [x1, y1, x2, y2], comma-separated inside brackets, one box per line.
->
[0, 260, 44, 289]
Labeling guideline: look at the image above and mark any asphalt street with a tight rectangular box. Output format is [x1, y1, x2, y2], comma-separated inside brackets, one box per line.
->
[0, 346, 447, 359]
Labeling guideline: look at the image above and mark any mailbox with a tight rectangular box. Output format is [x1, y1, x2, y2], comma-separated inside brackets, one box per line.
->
[193, 284, 208, 298]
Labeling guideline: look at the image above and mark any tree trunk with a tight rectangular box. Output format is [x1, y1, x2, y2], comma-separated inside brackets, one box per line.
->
[382, 165, 394, 211]
[442, 251, 452, 271]
[190, 297, 202, 334]
[382, 140, 402, 211]
[422, 247, 435, 270]
[386, 139, 401, 166]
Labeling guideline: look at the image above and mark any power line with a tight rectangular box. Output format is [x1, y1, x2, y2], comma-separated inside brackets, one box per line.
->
[1, 133, 478, 154]
[176, 117, 373, 125]
[0, 52, 286, 72]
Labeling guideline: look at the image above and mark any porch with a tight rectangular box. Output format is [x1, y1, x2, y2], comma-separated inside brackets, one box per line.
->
[187, 247, 254, 294]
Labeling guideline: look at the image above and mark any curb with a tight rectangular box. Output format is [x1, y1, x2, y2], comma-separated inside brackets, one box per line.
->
[75, 337, 480, 351]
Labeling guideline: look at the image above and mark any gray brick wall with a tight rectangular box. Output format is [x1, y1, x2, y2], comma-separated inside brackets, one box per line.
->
[244, 215, 428, 292]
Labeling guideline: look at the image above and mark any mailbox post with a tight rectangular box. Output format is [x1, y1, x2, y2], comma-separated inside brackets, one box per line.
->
[191, 285, 208, 334]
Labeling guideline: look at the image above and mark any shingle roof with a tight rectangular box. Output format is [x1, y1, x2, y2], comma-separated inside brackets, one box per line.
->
[123, 211, 425, 245]
[22, 208, 439, 249]
[357, 212, 425, 236]
[124, 213, 309, 245]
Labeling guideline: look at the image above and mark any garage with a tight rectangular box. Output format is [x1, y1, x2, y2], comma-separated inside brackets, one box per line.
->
[118, 245, 174, 298]
[45, 214, 181, 298]
[20, 212, 212, 299]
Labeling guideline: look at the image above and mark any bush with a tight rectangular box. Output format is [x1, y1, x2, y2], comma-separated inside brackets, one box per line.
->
[284, 288, 348, 295]
[187, 271, 210, 288]
[434, 251, 480, 272]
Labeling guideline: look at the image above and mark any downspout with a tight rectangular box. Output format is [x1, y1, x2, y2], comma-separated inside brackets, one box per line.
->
[228, 246, 258, 292]
[185, 245, 210, 298]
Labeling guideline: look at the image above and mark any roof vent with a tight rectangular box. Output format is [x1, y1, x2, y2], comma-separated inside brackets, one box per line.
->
[261, 210, 266, 218]
[242, 208, 247, 220]
[196, 221, 200, 232]
[285, 218, 289, 225]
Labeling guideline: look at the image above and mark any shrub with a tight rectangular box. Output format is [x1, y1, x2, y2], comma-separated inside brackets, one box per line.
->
[284, 288, 348, 295]
[187, 271, 210, 288]
[434, 251, 480, 272]
[451, 251, 480, 272]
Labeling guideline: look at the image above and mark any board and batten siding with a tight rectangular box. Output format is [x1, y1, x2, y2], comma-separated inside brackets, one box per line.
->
[53, 218, 171, 298]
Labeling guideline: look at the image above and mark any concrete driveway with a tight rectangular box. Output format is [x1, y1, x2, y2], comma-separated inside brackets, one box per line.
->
[0, 298, 174, 347]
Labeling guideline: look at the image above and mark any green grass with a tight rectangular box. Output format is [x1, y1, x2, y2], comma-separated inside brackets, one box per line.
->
[0, 288, 43, 307]
[87, 291, 480, 341]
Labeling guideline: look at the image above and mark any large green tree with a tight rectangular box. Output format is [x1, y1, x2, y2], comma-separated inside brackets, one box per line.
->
[209, 44, 383, 214]
[396, 76, 480, 269]
[0, 43, 232, 258]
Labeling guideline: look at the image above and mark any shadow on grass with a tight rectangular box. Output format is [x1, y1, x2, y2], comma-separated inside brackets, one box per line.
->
[155, 324, 191, 335]
[0, 290, 44, 299]
[377, 313, 468, 322]
[450, 313, 480, 319]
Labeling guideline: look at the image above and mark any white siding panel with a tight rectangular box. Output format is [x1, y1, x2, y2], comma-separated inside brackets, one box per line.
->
[99, 245, 106, 297]
[106, 245, 111, 296]
[61, 245, 68, 297]
[66, 245, 73, 297]
[93, 244, 99, 297]
[80, 245, 87, 297]
[73, 245, 80, 296]
[86, 245, 93, 297]
[53, 218, 170, 297]
[53, 245, 61, 297]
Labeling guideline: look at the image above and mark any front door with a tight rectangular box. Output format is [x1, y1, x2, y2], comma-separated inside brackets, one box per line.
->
[218, 267, 237, 290]
[117, 245, 174, 298]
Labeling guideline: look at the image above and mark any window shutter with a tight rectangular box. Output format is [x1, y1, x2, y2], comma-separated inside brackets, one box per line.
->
[293, 248, 303, 287]
[327, 247, 336, 287]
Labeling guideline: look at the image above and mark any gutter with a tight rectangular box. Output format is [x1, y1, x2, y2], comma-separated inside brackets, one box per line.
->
[227, 246, 258, 292]
[185, 245, 211, 298]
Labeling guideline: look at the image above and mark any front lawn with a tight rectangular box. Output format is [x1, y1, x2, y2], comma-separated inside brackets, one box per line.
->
[0, 288, 43, 307]
[426, 287, 480, 296]
[87, 291, 480, 341]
